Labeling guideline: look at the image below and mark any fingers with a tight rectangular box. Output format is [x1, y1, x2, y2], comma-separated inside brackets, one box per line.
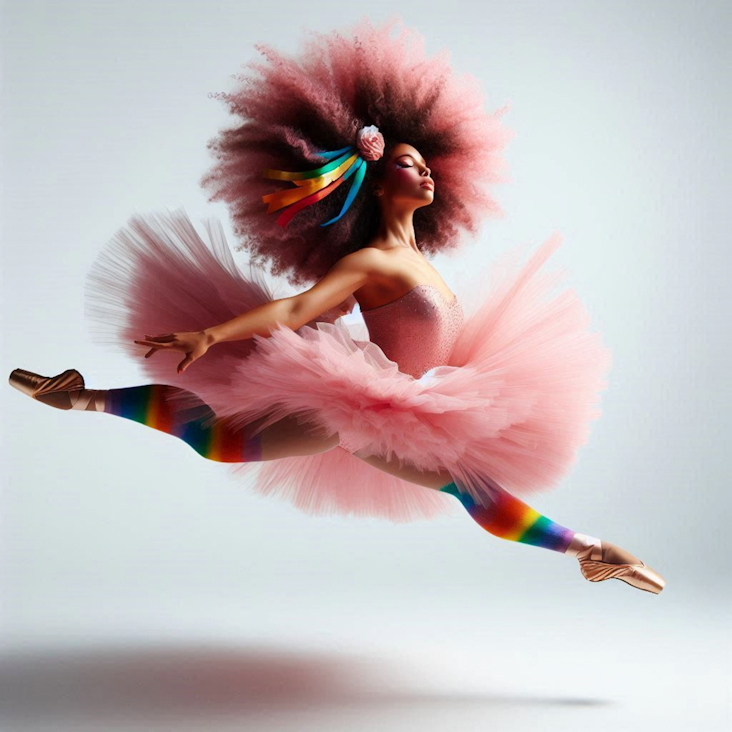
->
[177, 355, 193, 374]
[134, 332, 177, 348]
[135, 332, 175, 341]
[132, 333, 203, 374]
[134, 339, 173, 349]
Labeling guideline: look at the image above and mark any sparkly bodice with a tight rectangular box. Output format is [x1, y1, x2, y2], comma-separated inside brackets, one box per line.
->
[361, 284, 464, 379]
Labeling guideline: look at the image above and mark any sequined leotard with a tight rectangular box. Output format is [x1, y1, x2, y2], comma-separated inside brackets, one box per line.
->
[361, 283, 464, 379]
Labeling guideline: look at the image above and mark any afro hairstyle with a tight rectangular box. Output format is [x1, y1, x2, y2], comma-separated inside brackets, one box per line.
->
[201, 14, 515, 287]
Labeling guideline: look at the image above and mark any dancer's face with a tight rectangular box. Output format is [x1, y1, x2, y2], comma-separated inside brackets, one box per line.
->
[373, 143, 434, 209]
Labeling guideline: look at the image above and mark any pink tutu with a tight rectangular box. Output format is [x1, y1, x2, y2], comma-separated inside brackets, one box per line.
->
[84, 209, 612, 522]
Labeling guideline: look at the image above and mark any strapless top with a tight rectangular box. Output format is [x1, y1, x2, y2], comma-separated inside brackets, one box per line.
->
[361, 284, 464, 378]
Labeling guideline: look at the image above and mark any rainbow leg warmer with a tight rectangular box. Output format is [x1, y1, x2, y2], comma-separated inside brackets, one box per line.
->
[439, 481, 576, 553]
[103, 384, 262, 463]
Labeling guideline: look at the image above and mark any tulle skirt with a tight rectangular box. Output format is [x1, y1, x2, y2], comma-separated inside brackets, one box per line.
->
[84, 209, 612, 522]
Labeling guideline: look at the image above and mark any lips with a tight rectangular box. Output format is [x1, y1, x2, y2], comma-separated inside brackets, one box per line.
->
[420, 180, 434, 191]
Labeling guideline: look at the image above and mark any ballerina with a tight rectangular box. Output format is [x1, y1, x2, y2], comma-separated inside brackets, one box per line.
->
[8, 17, 665, 594]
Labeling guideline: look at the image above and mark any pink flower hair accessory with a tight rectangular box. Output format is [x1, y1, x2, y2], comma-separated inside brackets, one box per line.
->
[356, 124, 385, 161]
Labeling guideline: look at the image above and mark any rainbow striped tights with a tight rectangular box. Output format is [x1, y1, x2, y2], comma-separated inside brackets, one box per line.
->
[100, 383, 579, 554]
[103, 384, 263, 462]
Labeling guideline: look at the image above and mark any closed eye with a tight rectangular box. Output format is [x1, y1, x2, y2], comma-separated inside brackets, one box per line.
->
[397, 154, 429, 172]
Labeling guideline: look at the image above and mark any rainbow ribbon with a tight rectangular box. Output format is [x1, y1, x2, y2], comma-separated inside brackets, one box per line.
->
[262, 145, 368, 228]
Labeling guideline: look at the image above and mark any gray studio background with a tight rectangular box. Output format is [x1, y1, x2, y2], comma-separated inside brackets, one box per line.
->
[1, 1, 729, 731]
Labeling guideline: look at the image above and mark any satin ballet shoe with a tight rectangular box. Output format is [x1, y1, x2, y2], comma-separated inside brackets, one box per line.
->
[566, 533, 666, 594]
[8, 367, 103, 411]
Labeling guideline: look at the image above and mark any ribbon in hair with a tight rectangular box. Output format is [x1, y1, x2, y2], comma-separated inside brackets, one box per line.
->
[262, 145, 368, 228]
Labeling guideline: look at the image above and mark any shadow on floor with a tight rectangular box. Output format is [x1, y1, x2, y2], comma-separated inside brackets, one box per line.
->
[0, 642, 612, 726]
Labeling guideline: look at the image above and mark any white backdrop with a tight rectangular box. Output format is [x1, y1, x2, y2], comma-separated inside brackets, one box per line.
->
[2, 1, 729, 730]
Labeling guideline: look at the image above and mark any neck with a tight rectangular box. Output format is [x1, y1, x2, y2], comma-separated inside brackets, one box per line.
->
[375, 203, 419, 252]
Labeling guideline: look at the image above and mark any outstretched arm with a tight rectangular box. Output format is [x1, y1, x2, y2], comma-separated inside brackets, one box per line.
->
[203, 248, 376, 344]
[133, 248, 380, 373]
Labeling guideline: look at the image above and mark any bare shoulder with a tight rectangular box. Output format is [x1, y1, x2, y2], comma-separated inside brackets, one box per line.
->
[332, 246, 390, 277]
[338, 246, 388, 266]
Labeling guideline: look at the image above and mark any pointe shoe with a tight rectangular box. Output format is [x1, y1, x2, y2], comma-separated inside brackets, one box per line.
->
[8, 367, 102, 411]
[567, 533, 666, 594]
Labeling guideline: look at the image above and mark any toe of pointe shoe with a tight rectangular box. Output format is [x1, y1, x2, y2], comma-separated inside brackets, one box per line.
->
[619, 561, 666, 594]
[9, 368, 85, 400]
[569, 534, 666, 594]
[579, 557, 666, 594]
[9, 368, 46, 396]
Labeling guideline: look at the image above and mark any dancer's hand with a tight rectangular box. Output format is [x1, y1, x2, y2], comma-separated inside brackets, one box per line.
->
[133, 330, 211, 374]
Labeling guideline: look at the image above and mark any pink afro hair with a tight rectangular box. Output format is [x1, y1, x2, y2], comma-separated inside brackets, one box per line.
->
[201, 14, 515, 287]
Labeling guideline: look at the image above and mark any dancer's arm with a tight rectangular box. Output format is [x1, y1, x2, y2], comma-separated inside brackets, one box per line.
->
[133, 248, 381, 372]
[304, 293, 358, 326]
[204, 248, 378, 345]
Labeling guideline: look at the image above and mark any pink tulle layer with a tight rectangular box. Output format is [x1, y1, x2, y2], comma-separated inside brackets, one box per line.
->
[85, 209, 612, 522]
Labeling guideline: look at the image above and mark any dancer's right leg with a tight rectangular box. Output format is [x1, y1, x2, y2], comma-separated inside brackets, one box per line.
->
[7, 370, 619, 555]
[103, 384, 340, 461]
[10, 368, 664, 591]
[103, 384, 266, 462]
[9, 369, 337, 462]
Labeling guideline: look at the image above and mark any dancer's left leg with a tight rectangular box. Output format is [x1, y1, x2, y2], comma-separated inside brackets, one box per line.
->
[352, 450, 640, 563]
[100, 386, 646, 567]
[437, 479, 579, 554]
